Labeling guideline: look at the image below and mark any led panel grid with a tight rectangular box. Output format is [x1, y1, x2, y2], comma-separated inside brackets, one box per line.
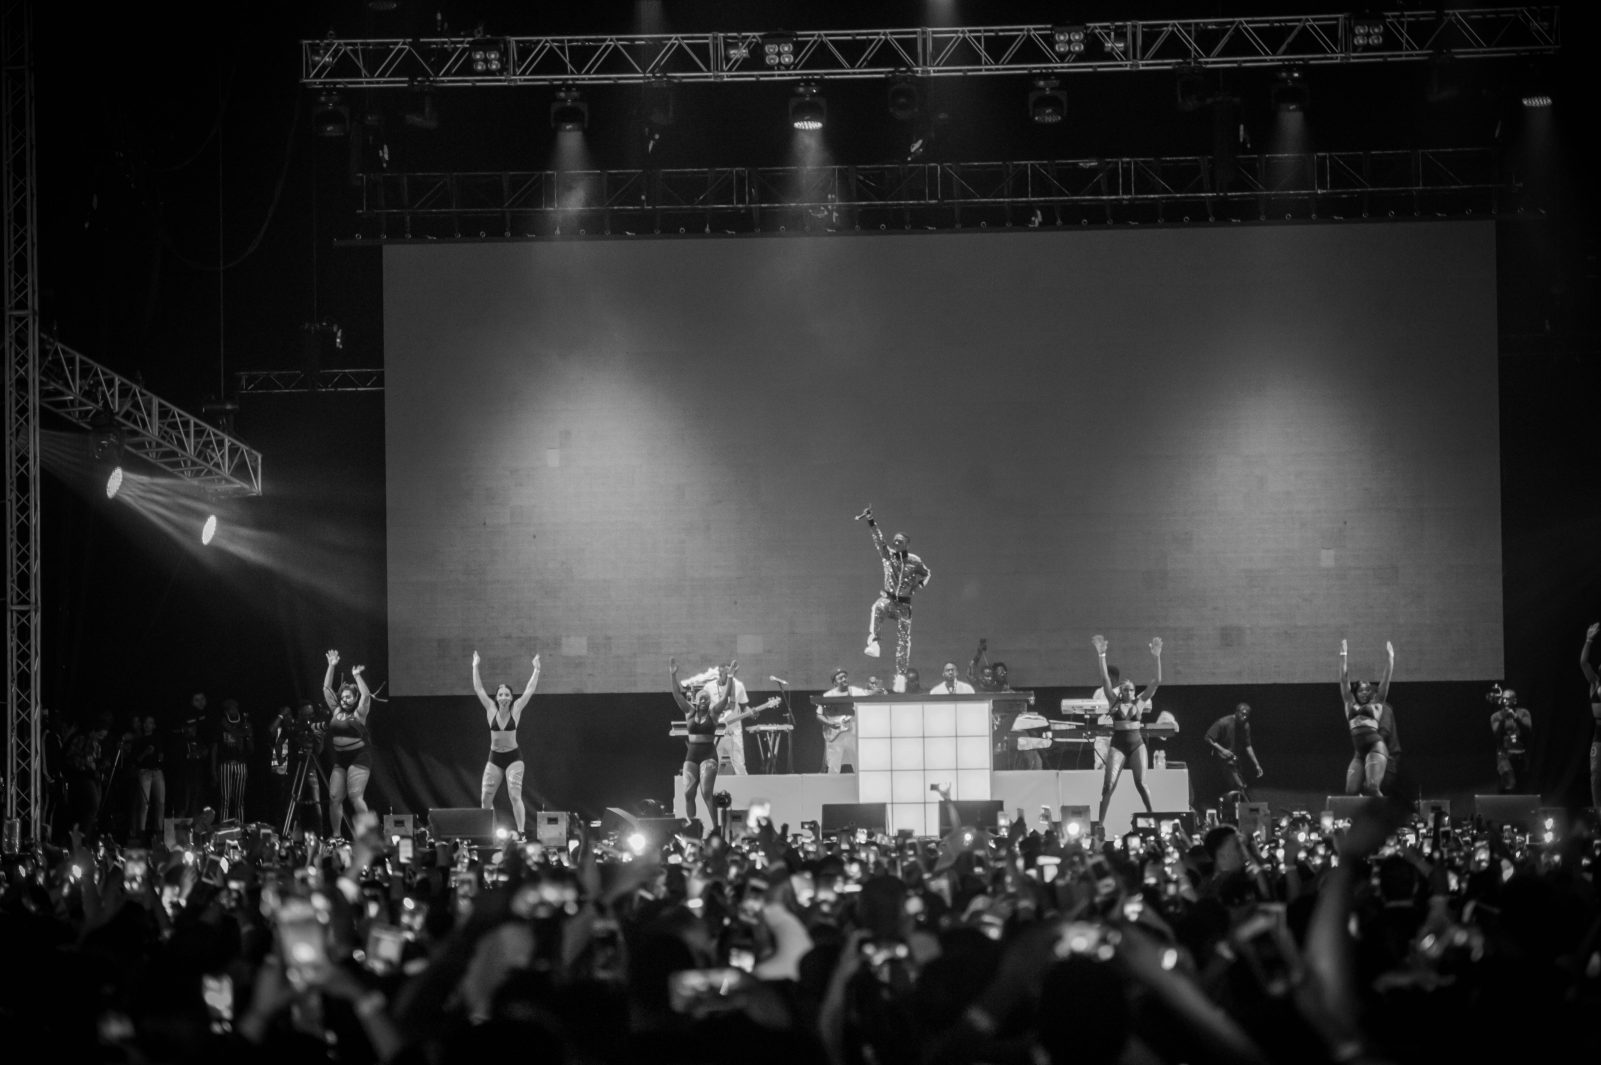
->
[857, 705, 892, 738]
[924, 735, 957, 770]
[956, 736, 990, 769]
[858, 771, 892, 803]
[891, 736, 924, 769]
[891, 702, 926, 736]
[923, 702, 955, 735]
[891, 771, 927, 803]
[857, 737, 891, 771]
[956, 703, 990, 736]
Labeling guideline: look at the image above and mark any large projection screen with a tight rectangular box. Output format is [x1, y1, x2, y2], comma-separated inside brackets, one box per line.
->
[384, 223, 1501, 694]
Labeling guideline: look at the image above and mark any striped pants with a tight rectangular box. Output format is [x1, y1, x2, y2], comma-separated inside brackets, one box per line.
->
[219, 761, 248, 824]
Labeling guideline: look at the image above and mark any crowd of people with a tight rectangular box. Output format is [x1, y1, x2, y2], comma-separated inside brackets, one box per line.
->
[5, 783, 1599, 1065]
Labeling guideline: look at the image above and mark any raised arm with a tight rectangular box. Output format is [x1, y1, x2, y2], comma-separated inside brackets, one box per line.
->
[668, 658, 696, 716]
[471, 651, 495, 717]
[865, 511, 889, 561]
[510, 655, 540, 719]
[1375, 641, 1395, 706]
[969, 639, 988, 685]
[1583, 624, 1600, 692]
[1139, 637, 1163, 701]
[1338, 640, 1355, 712]
[1091, 634, 1114, 694]
[352, 665, 373, 720]
[322, 650, 340, 712]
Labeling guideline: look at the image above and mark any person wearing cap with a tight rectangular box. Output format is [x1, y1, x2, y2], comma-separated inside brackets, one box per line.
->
[858, 506, 931, 692]
[817, 667, 871, 773]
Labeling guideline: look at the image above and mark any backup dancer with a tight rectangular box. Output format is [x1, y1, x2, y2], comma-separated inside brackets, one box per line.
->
[1340, 639, 1395, 797]
[472, 650, 540, 837]
[321, 649, 376, 838]
[1091, 634, 1163, 826]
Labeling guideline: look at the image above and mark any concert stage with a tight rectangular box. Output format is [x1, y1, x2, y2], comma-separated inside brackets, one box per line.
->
[670, 768, 1189, 836]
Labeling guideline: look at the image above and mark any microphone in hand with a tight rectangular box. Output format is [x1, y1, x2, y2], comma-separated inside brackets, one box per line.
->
[854, 506, 872, 521]
[770, 676, 790, 687]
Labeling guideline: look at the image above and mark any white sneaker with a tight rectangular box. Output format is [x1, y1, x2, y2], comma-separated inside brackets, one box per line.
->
[864, 639, 881, 658]
[892, 673, 906, 693]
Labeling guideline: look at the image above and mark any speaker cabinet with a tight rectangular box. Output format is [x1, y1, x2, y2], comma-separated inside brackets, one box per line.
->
[428, 807, 497, 842]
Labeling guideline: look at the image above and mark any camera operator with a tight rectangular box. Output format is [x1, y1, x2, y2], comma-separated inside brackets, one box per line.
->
[1487, 685, 1532, 793]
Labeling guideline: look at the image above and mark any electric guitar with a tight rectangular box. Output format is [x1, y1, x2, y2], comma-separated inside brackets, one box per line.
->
[818, 712, 855, 743]
[719, 697, 781, 727]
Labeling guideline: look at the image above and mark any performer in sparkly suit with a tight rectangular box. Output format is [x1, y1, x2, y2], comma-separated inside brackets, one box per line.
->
[858, 506, 931, 690]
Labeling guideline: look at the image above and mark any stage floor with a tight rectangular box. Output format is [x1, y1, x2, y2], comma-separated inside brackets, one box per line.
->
[671, 768, 1191, 835]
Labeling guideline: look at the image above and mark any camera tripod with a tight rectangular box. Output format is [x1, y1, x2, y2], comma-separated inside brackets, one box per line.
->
[279, 749, 327, 839]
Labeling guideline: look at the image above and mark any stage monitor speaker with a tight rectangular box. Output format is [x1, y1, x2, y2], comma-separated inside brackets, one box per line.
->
[535, 811, 569, 847]
[821, 802, 887, 836]
[600, 807, 682, 850]
[1474, 794, 1539, 829]
[1324, 796, 1376, 821]
[1131, 810, 1196, 837]
[383, 813, 415, 839]
[1416, 799, 1451, 824]
[429, 807, 496, 842]
[1235, 801, 1270, 839]
[938, 800, 1003, 835]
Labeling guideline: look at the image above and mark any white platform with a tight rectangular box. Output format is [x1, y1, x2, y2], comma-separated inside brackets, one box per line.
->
[670, 767, 1189, 836]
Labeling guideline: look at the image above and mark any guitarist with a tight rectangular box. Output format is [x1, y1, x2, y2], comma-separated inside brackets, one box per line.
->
[702, 660, 754, 775]
[818, 667, 871, 774]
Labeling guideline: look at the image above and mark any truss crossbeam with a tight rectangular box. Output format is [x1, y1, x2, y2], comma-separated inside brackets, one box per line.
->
[41, 338, 263, 497]
[302, 8, 1559, 87]
[235, 368, 385, 394]
[4, 0, 41, 843]
[347, 148, 1513, 240]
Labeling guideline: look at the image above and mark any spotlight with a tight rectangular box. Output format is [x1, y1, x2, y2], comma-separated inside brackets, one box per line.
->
[469, 37, 505, 76]
[1051, 25, 1088, 56]
[887, 76, 920, 121]
[1521, 92, 1552, 108]
[312, 92, 348, 138]
[1028, 78, 1066, 124]
[201, 515, 218, 546]
[627, 831, 647, 855]
[1350, 11, 1386, 53]
[104, 466, 123, 501]
[550, 86, 588, 131]
[495, 826, 510, 841]
[789, 83, 825, 131]
[1271, 67, 1309, 112]
[763, 33, 797, 68]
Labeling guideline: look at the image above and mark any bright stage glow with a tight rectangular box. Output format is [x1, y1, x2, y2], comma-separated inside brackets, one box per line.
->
[627, 832, 647, 854]
[105, 466, 124, 500]
[201, 514, 218, 546]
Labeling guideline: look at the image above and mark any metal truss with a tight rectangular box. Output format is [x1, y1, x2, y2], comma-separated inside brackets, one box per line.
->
[347, 147, 1514, 241]
[235, 368, 385, 394]
[41, 337, 263, 497]
[303, 8, 1558, 88]
[3, 0, 41, 844]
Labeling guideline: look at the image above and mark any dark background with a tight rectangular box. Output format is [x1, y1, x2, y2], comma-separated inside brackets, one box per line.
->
[27, 3, 1600, 822]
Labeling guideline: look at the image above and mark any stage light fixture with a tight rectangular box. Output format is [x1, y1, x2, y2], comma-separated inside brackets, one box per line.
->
[1350, 11, 1386, 52]
[312, 92, 349, 138]
[469, 38, 505, 76]
[1176, 65, 1211, 112]
[404, 87, 439, 131]
[789, 83, 826, 131]
[104, 466, 123, 501]
[763, 33, 797, 68]
[1521, 92, 1553, 109]
[1028, 78, 1066, 124]
[550, 86, 589, 131]
[642, 79, 676, 127]
[1052, 25, 1088, 56]
[887, 76, 920, 121]
[201, 515, 218, 546]
[1271, 67, 1310, 113]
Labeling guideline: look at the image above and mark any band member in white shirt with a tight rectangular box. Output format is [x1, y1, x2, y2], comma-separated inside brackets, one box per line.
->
[702, 661, 750, 776]
[817, 667, 870, 773]
[928, 662, 975, 695]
